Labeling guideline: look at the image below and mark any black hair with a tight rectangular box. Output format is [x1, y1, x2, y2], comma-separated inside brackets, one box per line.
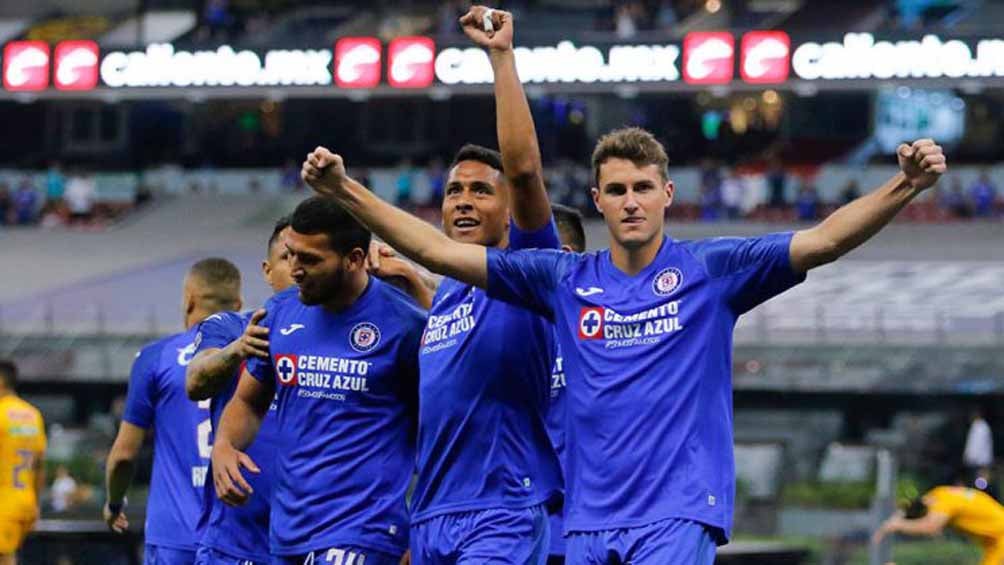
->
[0, 359, 18, 390]
[267, 215, 291, 257]
[291, 196, 371, 255]
[551, 203, 586, 252]
[904, 497, 929, 520]
[450, 144, 503, 173]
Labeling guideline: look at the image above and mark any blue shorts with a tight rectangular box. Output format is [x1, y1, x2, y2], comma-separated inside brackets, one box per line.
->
[547, 508, 564, 557]
[411, 505, 549, 565]
[270, 546, 399, 565]
[196, 545, 268, 565]
[144, 545, 197, 565]
[566, 518, 716, 565]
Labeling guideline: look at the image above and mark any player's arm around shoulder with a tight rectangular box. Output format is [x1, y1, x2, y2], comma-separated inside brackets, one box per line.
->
[790, 139, 946, 273]
[186, 310, 270, 400]
[302, 148, 489, 287]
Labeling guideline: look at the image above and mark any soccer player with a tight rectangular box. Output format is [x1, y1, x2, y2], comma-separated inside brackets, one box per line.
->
[874, 485, 1004, 565]
[210, 197, 425, 565]
[406, 8, 561, 565]
[184, 217, 294, 565]
[0, 360, 46, 565]
[545, 204, 586, 565]
[301, 128, 946, 564]
[105, 258, 243, 565]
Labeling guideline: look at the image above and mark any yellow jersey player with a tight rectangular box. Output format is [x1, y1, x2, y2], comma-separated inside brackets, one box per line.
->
[0, 360, 46, 565]
[875, 484, 1004, 565]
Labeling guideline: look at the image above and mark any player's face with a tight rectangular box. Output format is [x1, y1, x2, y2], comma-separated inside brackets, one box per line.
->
[286, 229, 360, 306]
[263, 227, 294, 293]
[442, 160, 509, 247]
[592, 158, 673, 251]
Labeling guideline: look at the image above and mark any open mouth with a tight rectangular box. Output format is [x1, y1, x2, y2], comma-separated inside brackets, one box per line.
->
[453, 217, 480, 230]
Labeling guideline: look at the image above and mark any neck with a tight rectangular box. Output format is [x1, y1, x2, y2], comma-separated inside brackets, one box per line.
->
[322, 271, 370, 312]
[610, 233, 664, 276]
[185, 308, 217, 330]
[0, 389, 12, 399]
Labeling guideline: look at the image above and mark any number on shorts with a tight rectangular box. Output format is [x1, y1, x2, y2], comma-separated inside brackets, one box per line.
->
[325, 548, 366, 565]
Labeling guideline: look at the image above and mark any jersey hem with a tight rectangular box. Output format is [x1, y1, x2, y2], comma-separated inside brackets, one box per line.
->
[410, 490, 557, 525]
[565, 511, 730, 543]
[202, 539, 271, 563]
[144, 538, 199, 552]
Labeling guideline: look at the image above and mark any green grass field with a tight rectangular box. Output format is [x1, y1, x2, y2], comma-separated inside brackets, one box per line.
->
[735, 535, 982, 565]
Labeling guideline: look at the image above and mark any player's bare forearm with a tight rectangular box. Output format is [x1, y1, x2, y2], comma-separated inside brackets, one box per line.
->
[490, 47, 550, 231]
[216, 372, 271, 451]
[790, 140, 946, 272]
[105, 422, 145, 504]
[186, 346, 242, 400]
[790, 172, 918, 271]
[321, 173, 487, 287]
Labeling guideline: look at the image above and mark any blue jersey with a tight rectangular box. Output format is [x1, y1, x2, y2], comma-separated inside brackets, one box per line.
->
[193, 310, 280, 563]
[123, 328, 211, 551]
[546, 341, 567, 556]
[410, 222, 562, 523]
[246, 279, 425, 556]
[486, 233, 804, 540]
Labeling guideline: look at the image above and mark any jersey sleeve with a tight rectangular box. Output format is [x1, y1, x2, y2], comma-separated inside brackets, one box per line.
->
[485, 247, 573, 319]
[245, 297, 284, 384]
[690, 232, 806, 315]
[35, 409, 47, 454]
[509, 219, 560, 251]
[195, 312, 246, 352]
[122, 342, 163, 429]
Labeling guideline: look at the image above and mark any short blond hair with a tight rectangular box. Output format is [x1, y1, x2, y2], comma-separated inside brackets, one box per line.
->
[591, 127, 669, 186]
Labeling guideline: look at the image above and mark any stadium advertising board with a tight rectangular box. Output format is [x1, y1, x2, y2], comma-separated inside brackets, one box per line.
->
[2, 31, 1004, 96]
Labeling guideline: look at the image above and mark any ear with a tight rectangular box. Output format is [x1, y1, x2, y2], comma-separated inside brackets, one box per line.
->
[561, 244, 574, 253]
[261, 259, 272, 281]
[664, 179, 675, 209]
[591, 186, 602, 214]
[346, 247, 368, 270]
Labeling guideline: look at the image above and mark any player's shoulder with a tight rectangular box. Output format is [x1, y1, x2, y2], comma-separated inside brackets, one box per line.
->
[372, 278, 427, 324]
[264, 287, 300, 311]
[136, 332, 186, 363]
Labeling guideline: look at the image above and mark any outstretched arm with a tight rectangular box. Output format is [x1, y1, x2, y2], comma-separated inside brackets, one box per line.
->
[303, 150, 488, 287]
[790, 139, 946, 273]
[104, 422, 145, 532]
[211, 371, 271, 506]
[459, 6, 550, 230]
[872, 510, 949, 544]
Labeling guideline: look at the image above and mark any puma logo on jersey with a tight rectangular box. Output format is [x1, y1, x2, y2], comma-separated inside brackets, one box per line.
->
[575, 286, 604, 297]
[280, 323, 306, 336]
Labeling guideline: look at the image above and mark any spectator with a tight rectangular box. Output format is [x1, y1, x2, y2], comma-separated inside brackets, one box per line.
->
[203, 0, 233, 39]
[0, 182, 10, 225]
[280, 158, 303, 192]
[720, 168, 744, 220]
[396, 159, 415, 208]
[795, 180, 820, 221]
[50, 465, 79, 513]
[427, 157, 446, 205]
[840, 179, 861, 205]
[13, 178, 39, 225]
[64, 171, 95, 224]
[767, 158, 787, 208]
[46, 161, 66, 207]
[615, 3, 638, 38]
[699, 182, 722, 221]
[656, 0, 678, 29]
[969, 171, 997, 218]
[942, 178, 970, 218]
[963, 408, 994, 496]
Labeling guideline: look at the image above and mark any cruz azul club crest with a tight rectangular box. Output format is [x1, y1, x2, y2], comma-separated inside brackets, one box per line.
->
[349, 322, 381, 353]
[652, 267, 683, 296]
